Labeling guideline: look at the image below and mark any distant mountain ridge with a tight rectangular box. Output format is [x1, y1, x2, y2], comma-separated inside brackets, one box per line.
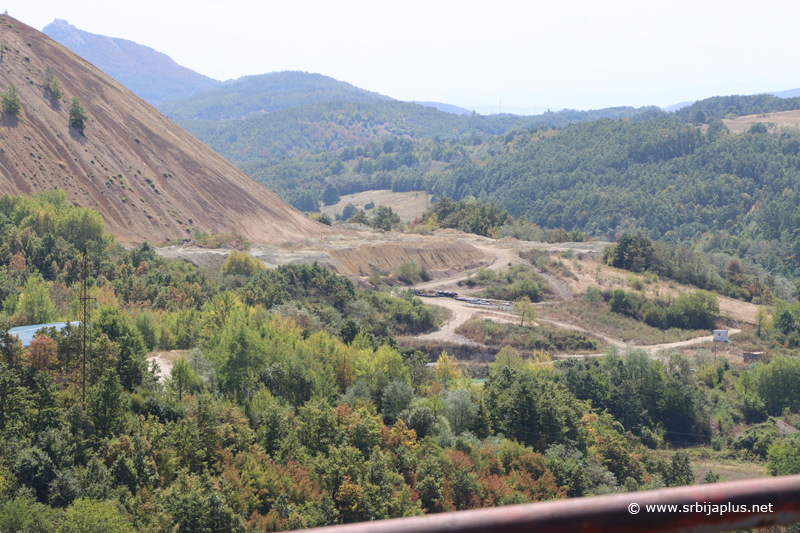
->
[42, 19, 221, 106]
[664, 89, 800, 113]
[663, 101, 694, 112]
[160, 71, 389, 121]
[411, 101, 471, 115]
[769, 88, 800, 99]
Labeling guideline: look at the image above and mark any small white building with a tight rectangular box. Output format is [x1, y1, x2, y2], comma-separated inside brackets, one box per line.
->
[713, 330, 728, 342]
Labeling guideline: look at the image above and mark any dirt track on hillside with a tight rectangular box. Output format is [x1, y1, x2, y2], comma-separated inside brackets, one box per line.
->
[158, 228, 756, 359]
[404, 237, 749, 357]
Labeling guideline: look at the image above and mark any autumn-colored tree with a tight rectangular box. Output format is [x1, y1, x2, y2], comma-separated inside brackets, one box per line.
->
[221, 250, 265, 277]
[494, 345, 524, 369]
[387, 419, 418, 451]
[336, 475, 368, 523]
[435, 349, 462, 386]
[8, 252, 25, 274]
[513, 295, 536, 326]
[26, 335, 58, 372]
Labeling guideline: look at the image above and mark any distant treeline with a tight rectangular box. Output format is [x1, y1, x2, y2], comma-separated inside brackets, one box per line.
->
[176, 99, 656, 163]
[675, 94, 800, 122]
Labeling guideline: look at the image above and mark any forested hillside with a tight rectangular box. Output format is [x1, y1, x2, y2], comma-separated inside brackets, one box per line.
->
[423, 120, 800, 281]
[159, 71, 389, 121]
[675, 94, 800, 122]
[242, 114, 800, 289]
[2, 191, 800, 531]
[174, 98, 656, 162]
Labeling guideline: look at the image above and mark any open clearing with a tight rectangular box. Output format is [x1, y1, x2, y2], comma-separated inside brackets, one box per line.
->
[320, 189, 431, 222]
[147, 349, 190, 382]
[723, 109, 800, 134]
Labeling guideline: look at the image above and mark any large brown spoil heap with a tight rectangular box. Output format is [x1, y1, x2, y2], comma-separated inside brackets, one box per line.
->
[0, 16, 335, 246]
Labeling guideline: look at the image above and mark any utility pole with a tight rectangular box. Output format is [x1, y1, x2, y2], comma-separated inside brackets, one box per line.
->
[79, 247, 96, 403]
[755, 278, 762, 305]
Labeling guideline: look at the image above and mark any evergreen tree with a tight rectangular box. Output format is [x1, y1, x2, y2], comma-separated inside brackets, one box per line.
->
[1, 82, 21, 116]
[666, 451, 695, 487]
[68, 97, 88, 134]
[0, 362, 29, 433]
[472, 399, 493, 438]
[43, 67, 63, 100]
[322, 183, 341, 206]
[87, 370, 127, 437]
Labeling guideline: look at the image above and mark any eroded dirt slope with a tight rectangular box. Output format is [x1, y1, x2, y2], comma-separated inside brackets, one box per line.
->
[0, 16, 334, 246]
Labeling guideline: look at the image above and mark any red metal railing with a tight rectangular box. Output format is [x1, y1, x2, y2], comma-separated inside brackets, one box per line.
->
[311, 474, 800, 533]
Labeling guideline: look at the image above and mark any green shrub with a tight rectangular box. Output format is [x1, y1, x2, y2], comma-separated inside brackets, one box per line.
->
[309, 212, 332, 225]
[419, 265, 432, 282]
[584, 286, 603, 303]
[767, 434, 800, 476]
[396, 261, 420, 284]
[68, 97, 88, 133]
[732, 420, 780, 458]
[220, 250, 265, 277]
[1, 82, 21, 116]
[627, 274, 644, 291]
[43, 67, 63, 100]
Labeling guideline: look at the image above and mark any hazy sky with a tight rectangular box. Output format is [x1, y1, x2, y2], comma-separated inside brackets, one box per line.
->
[4, 0, 800, 111]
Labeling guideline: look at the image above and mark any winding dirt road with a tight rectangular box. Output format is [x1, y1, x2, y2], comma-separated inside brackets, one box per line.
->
[411, 244, 742, 357]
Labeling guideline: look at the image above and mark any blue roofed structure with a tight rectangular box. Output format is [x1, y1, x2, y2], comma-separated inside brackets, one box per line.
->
[7, 322, 81, 347]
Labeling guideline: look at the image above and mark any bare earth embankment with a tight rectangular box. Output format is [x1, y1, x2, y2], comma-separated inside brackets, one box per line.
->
[158, 229, 758, 362]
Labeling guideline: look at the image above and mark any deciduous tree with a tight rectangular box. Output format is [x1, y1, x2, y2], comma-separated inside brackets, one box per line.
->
[513, 295, 535, 326]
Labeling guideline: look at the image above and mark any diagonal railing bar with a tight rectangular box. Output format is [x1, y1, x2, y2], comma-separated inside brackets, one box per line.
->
[309, 474, 800, 533]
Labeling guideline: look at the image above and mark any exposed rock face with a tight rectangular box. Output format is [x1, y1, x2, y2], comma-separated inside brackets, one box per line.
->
[0, 16, 336, 246]
[42, 19, 221, 106]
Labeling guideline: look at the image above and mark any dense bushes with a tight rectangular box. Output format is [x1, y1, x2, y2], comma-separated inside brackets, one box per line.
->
[419, 196, 509, 237]
[462, 265, 548, 302]
[604, 288, 719, 331]
[559, 351, 710, 444]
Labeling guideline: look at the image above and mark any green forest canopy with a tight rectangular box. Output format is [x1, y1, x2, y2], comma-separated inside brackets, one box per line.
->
[0, 191, 800, 530]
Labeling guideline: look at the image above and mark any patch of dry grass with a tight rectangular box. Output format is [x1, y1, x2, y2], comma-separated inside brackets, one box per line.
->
[456, 318, 599, 353]
[541, 301, 707, 345]
[320, 189, 430, 222]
